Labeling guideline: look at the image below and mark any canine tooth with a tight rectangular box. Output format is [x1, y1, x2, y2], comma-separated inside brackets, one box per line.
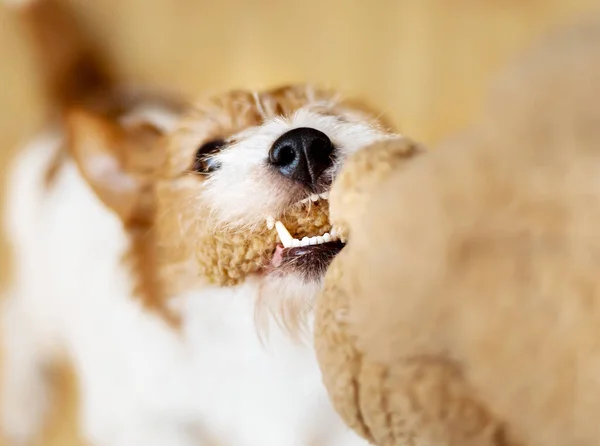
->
[291, 238, 301, 248]
[319, 192, 330, 200]
[323, 232, 332, 243]
[330, 227, 338, 239]
[335, 226, 347, 243]
[275, 221, 294, 248]
[309, 237, 318, 245]
[310, 194, 319, 202]
[300, 237, 311, 247]
[266, 216, 275, 230]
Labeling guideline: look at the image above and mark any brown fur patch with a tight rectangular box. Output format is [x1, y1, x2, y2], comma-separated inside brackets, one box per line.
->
[19, 0, 114, 112]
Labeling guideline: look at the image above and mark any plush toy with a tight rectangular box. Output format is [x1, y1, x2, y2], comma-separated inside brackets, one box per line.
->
[315, 17, 600, 446]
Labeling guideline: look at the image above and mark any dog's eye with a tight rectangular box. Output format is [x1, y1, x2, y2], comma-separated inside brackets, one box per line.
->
[193, 139, 225, 174]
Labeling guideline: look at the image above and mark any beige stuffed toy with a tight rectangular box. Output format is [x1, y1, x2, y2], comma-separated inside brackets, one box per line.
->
[315, 18, 600, 446]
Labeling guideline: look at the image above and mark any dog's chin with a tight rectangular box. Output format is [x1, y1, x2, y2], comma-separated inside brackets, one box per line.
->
[269, 241, 345, 282]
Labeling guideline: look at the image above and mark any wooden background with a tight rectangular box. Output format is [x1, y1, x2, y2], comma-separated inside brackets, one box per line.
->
[0, 0, 598, 444]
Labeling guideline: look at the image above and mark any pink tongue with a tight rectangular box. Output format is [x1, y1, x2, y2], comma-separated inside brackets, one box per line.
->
[271, 245, 285, 267]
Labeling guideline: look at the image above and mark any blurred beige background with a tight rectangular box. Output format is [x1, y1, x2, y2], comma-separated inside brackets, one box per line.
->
[0, 0, 598, 444]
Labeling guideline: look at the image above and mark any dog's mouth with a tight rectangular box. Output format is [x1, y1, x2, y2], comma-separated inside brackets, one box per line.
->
[265, 192, 346, 280]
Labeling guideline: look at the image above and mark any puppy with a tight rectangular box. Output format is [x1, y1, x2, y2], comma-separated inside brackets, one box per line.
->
[1, 0, 406, 445]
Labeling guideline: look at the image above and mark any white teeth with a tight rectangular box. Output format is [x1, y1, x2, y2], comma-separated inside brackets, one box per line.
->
[330, 227, 337, 238]
[266, 216, 275, 230]
[273, 221, 340, 249]
[319, 192, 329, 200]
[309, 194, 319, 202]
[275, 221, 294, 248]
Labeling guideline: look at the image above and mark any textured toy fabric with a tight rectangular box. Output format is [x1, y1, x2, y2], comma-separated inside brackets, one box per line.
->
[194, 199, 333, 286]
[314, 18, 600, 446]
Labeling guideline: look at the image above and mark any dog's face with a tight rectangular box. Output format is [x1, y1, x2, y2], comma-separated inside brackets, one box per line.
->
[157, 85, 398, 325]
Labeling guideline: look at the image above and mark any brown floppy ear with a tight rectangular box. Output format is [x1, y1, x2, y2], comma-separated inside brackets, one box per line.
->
[65, 109, 163, 224]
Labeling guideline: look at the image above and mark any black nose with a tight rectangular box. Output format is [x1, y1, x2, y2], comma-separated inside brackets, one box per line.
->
[269, 127, 334, 189]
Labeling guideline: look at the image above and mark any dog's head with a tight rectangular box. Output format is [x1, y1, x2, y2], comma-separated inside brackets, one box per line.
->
[157, 84, 402, 328]
[61, 84, 404, 329]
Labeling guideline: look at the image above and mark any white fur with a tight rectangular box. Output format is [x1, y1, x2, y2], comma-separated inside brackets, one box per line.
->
[203, 107, 398, 228]
[2, 131, 369, 445]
